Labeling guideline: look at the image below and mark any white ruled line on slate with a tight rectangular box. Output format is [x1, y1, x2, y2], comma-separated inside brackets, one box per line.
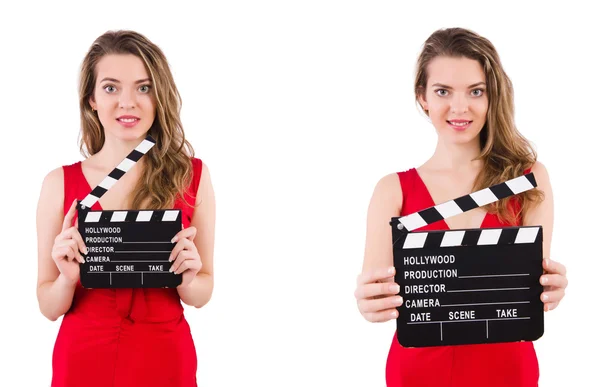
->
[92, 260, 171, 263]
[88, 271, 173, 274]
[114, 251, 172, 253]
[408, 317, 531, 325]
[122, 241, 172, 244]
[458, 273, 530, 279]
[447, 287, 530, 293]
[440, 301, 530, 307]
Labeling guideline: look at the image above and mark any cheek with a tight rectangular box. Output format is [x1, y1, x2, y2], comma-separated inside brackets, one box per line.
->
[141, 95, 157, 112]
[94, 91, 115, 107]
[427, 96, 449, 114]
[473, 98, 489, 117]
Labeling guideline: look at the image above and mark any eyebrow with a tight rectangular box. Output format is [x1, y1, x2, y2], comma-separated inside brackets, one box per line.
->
[99, 77, 152, 84]
[431, 82, 486, 89]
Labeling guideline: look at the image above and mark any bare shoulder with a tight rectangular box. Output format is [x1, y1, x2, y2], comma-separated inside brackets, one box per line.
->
[530, 160, 549, 177]
[195, 160, 214, 206]
[368, 172, 403, 214]
[372, 172, 403, 202]
[39, 167, 64, 204]
[529, 160, 551, 190]
[37, 166, 65, 229]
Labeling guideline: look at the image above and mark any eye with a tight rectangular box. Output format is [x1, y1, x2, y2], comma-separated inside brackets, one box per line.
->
[435, 89, 448, 97]
[139, 84, 152, 93]
[472, 88, 485, 97]
[103, 85, 117, 93]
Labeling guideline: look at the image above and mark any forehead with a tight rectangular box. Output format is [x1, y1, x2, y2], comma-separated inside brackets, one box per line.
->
[426, 56, 485, 87]
[95, 54, 149, 82]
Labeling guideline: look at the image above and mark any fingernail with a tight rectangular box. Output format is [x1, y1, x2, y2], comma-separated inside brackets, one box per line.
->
[394, 296, 403, 304]
[388, 267, 395, 274]
[169, 266, 174, 273]
[541, 277, 548, 285]
[389, 284, 400, 293]
[171, 236, 178, 243]
[542, 294, 548, 301]
[391, 311, 398, 318]
[168, 255, 173, 262]
[84, 248, 88, 255]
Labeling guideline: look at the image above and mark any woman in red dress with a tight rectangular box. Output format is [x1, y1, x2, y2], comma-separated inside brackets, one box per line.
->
[354, 28, 568, 386]
[36, 30, 215, 387]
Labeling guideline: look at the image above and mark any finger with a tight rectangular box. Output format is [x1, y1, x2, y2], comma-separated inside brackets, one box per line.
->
[171, 226, 197, 243]
[541, 289, 565, 304]
[62, 199, 78, 232]
[65, 227, 88, 256]
[364, 308, 399, 323]
[543, 259, 567, 276]
[56, 238, 85, 263]
[64, 239, 85, 263]
[54, 245, 75, 262]
[170, 250, 192, 273]
[540, 274, 568, 289]
[357, 267, 396, 286]
[544, 302, 559, 312]
[358, 296, 403, 314]
[169, 238, 196, 262]
[355, 282, 400, 300]
[170, 252, 198, 274]
[174, 259, 202, 275]
[171, 251, 202, 274]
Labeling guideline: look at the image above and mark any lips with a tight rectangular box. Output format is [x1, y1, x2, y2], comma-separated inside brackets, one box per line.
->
[117, 115, 140, 123]
[116, 115, 140, 128]
[447, 120, 472, 131]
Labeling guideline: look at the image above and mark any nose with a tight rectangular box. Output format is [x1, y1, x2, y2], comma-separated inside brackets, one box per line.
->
[118, 87, 137, 110]
[450, 94, 469, 114]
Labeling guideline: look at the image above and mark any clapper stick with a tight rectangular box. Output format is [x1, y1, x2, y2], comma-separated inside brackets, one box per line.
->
[77, 135, 183, 289]
[79, 135, 156, 210]
[390, 172, 544, 347]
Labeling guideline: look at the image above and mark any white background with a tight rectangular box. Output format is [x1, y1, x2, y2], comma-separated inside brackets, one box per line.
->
[0, 1, 597, 386]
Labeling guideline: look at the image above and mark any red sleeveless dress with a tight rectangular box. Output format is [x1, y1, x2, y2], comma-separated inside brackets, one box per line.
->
[51, 158, 203, 387]
[386, 168, 539, 387]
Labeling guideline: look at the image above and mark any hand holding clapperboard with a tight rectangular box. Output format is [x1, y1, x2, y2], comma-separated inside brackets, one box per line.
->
[390, 173, 544, 347]
[76, 135, 183, 288]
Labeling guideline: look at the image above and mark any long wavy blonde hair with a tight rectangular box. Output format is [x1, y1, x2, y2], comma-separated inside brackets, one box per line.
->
[415, 27, 543, 224]
[78, 30, 194, 210]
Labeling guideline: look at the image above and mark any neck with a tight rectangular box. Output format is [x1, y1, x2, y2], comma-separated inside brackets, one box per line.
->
[426, 136, 483, 172]
[92, 134, 147, 171]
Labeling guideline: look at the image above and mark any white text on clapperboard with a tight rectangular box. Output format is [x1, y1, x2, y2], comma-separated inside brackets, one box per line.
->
[84, 227, 165, 273]
[403, 255, 519, 322]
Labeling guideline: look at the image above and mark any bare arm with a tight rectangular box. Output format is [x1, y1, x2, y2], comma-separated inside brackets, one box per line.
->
[522, 161, 567, 311]
[36, 168, 85, 321]
[362, 173, 404, 272]
[176, 163, 216, 308]
[355, 173, 405, 322]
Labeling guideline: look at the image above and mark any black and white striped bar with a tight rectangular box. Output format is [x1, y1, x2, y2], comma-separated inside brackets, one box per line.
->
[389, 172, 544, 347]
[79, 135, 156, 210]
[78, 208, 182, 288]
[397, 173, 537, 232]
[399, 226, 541, 249]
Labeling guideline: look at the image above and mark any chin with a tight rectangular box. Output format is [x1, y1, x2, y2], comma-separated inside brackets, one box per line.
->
[106, 128, 149, 142]
[440, 131, 480, 146]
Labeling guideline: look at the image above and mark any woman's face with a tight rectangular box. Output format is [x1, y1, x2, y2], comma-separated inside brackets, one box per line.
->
[89, 54, 156, 142]
[418, 56, 489, 146]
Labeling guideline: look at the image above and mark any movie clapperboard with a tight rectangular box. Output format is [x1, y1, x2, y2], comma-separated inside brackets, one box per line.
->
[77, 135, 182, 289]
[390, 173, 544, 347]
